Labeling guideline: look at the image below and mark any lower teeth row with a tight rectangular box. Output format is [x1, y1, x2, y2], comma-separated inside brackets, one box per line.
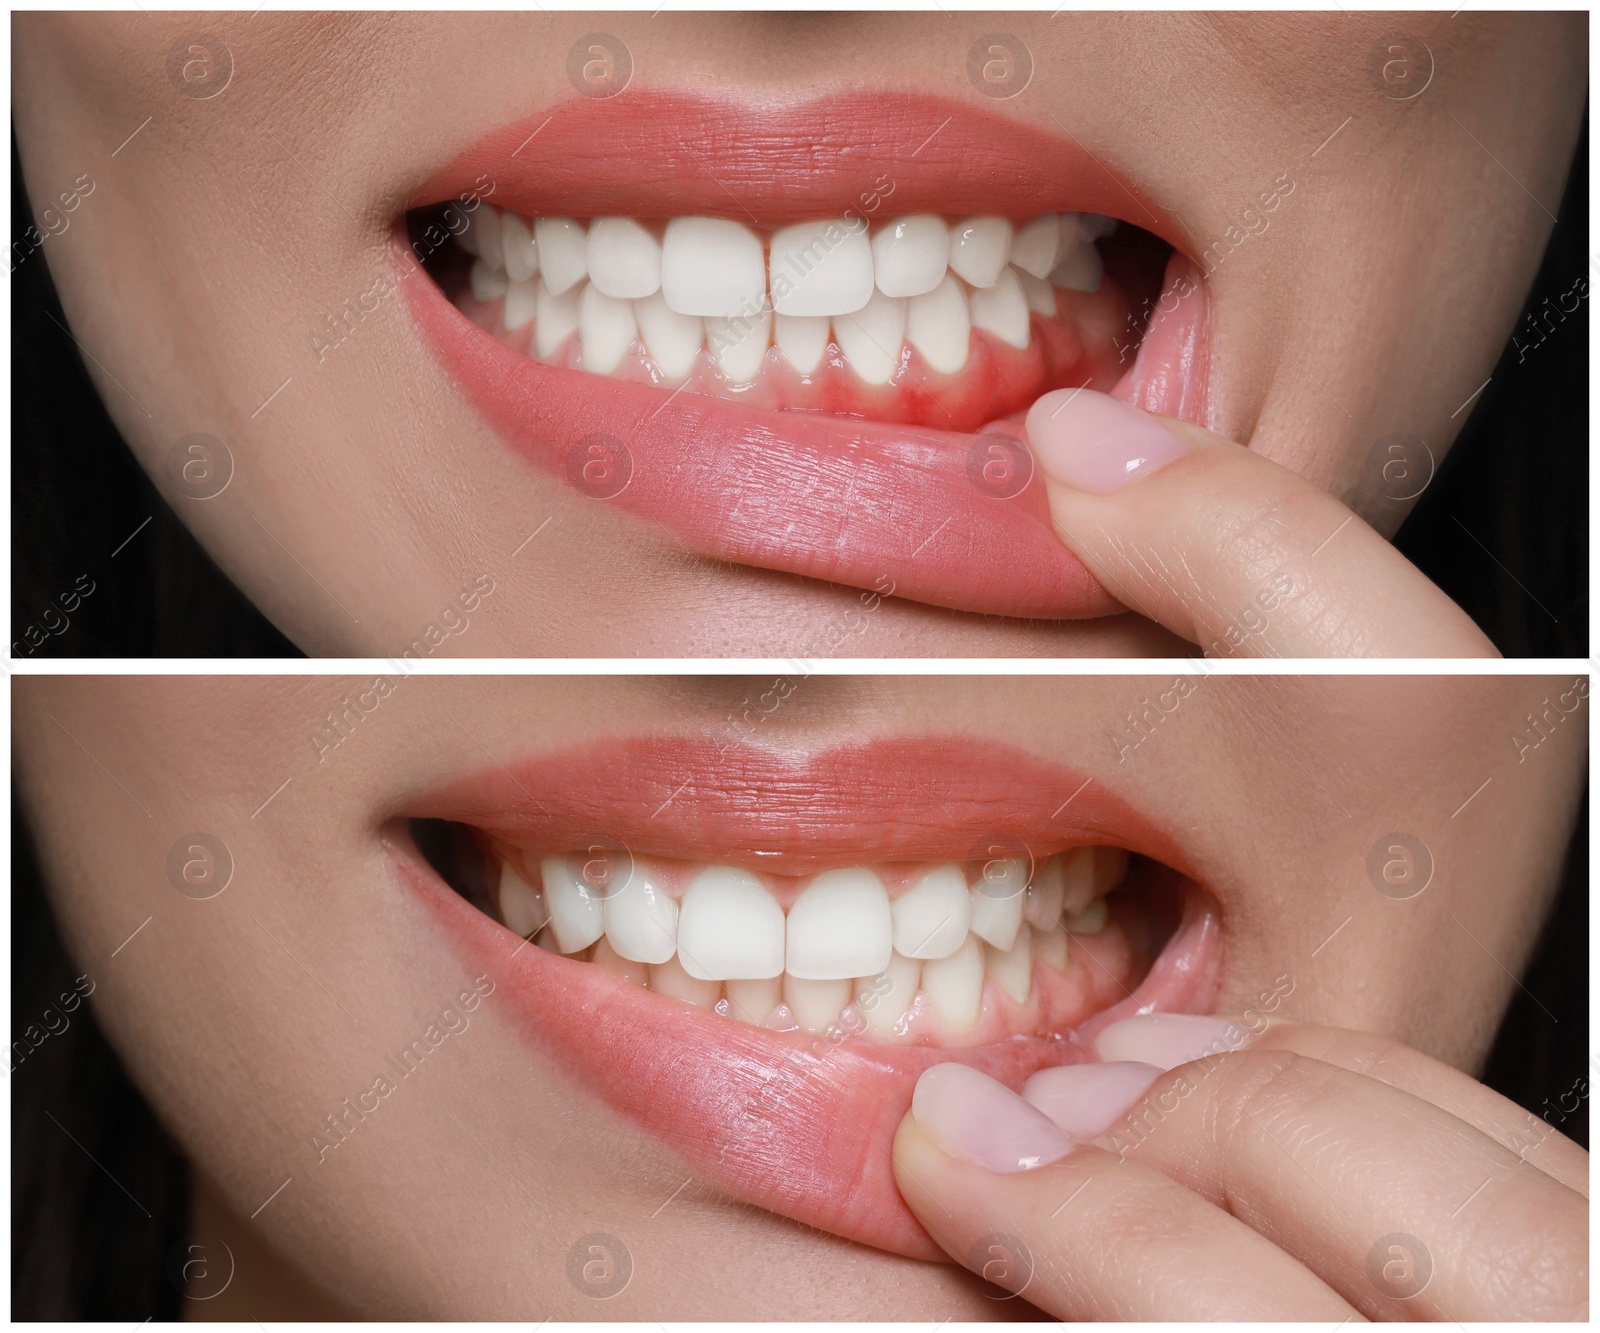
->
[494, 847, 1126, 1037]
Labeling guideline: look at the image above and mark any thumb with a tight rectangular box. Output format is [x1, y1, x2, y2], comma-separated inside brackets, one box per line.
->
[1025, 389, 1498, 658]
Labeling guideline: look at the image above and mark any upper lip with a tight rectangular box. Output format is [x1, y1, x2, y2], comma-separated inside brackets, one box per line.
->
[391, 733, 1223, 1258]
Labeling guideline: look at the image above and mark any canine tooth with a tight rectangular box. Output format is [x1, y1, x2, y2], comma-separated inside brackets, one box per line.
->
[774, 313, 830, 375]
[969, 267, 1031, 350]
[593, 936, 649, 986]
[769, 219, 874, 317]
[471, 205, 504, 269]
[834, 289, 905, 385]
[786, 868, 893, 980]
[541, 856, 604, 953]
[905, 275, 971, 375]
[534, 280, 582, 361]
[498, 859, 548, 938]
[1024, 855, 1066, 930]
[1010, 214, 1063, 280]
[1094, 845, 1130, 894]
[948, 216, 1013, 288]
[534, 217, 588, 295]
[649, 954, 720, 1009]
[1066, 898, 1108, 935]
[579, 284, 638, 375]
[986, 929, 1034, 1005]
[661, 217, 767, 318]
[677, 867, 785, 980]
[872, 215, 950, 298]
[891, 864, 971, 959]
[455, 209, 482, 257]
[503, 279, 538, 330]
[1049, 238, 1103, 294]
[969, 859, 1028, 951]
[602, 862, 678, 964]
[1035, 922, 1070, 972]
[500, 212, 539, 284]
[1060, 846, 1097, 916]
[1015, 268, 1058, 317]
[706, 307, 771, 384]
[586, 217, 662, 300]
[470, 260, 509, 302]
[783, 975, 851, 1034]
[634, 291, 703, 381]
[921, 935, 984, 1030]
[856, 951, 920, 1037]
[725, 977, 782, 1025]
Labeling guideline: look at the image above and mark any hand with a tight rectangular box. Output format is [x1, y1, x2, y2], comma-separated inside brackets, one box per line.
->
[1025, 390, 1500, 657]
[893, 1015, 1587, 1319]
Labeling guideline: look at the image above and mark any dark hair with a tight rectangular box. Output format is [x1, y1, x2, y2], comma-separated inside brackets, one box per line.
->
[9, 124, 1589, 658]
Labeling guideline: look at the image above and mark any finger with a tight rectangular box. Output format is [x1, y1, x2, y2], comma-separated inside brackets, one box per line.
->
[1025, 388, 1498, 657]
[892, 1063, 1357, 1321]
[1064, 1021, 1587, 1320]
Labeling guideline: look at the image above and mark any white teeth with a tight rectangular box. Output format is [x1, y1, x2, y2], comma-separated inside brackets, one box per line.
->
[1024, 856, 1066, 931]
[534, 279, 582, 361]
[634, 291, 704, 381]
[579, 284, 638, 375]
[541, 856, 605, 953]
[1049, 238, 1103, 294]
[498, 859, 548, 938]
[649, 954, 720, 1009]
[471, 206, 504, 270]
[470, 259, 509, 302]
[676, 867, 785, 980]
[592, 936, 649, 986]
[769, 219, 875, 317]
[891, 864, 971, 959]
[1060, 845, 1098, 917]
[500, 212, 539, 285]
[503, 278, 538, 330]
[833, 289, 905, 385]
[1080, 213, 1118, 239]
[455, 210, 482, 258]
[921, 935, 985, 1030]
[948, 216, 1013, 288]
[1015, 268, 1058, 317]
[1009, 214, 1063, 280]
[783, 975, 851, 1034]
[968, 267, 1031, 350]
[534, 217, 588, 296]
[872, 215, 950, 299]
[1094, 845, 1130, 895]
[856, 951, 921, 1037]
[585, 217, 662, 300]
[985, 929, 1034, 1005]
[661, 217, 767, 318]
[725, 977, 782, 1025]
[968, 858, 1028, 951]
[773, 313, 830, 375]
[602, 862, 678, 964]
[1035, 922, 1070, 972]
[905, 275, 971, 375]
[1066, 898, 1108, 935]
[706, 306, 771, 384]
[785, 867, 893, 980]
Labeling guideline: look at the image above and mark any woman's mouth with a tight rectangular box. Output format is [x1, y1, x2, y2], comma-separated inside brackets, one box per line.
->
[387, 736, 1223, 1259]
[399, 92, 1208, 623]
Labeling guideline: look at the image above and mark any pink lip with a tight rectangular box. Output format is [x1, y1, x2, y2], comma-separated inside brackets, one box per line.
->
[391, 736, 1224, 1259]
[401, 91, 1205, 621]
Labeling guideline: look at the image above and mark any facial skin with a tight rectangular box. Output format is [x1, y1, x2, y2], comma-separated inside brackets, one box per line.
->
[11, 14, 1585, 656]
[12, 674, 1586, 1317]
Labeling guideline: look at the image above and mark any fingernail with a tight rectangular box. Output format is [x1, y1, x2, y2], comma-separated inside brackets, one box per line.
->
[911, 1063, 1074, 1174]
[1024, 388, 1189, 494]
[1022, 1061, 1165, 1138]
[1092, 1014, 1254, 1070]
